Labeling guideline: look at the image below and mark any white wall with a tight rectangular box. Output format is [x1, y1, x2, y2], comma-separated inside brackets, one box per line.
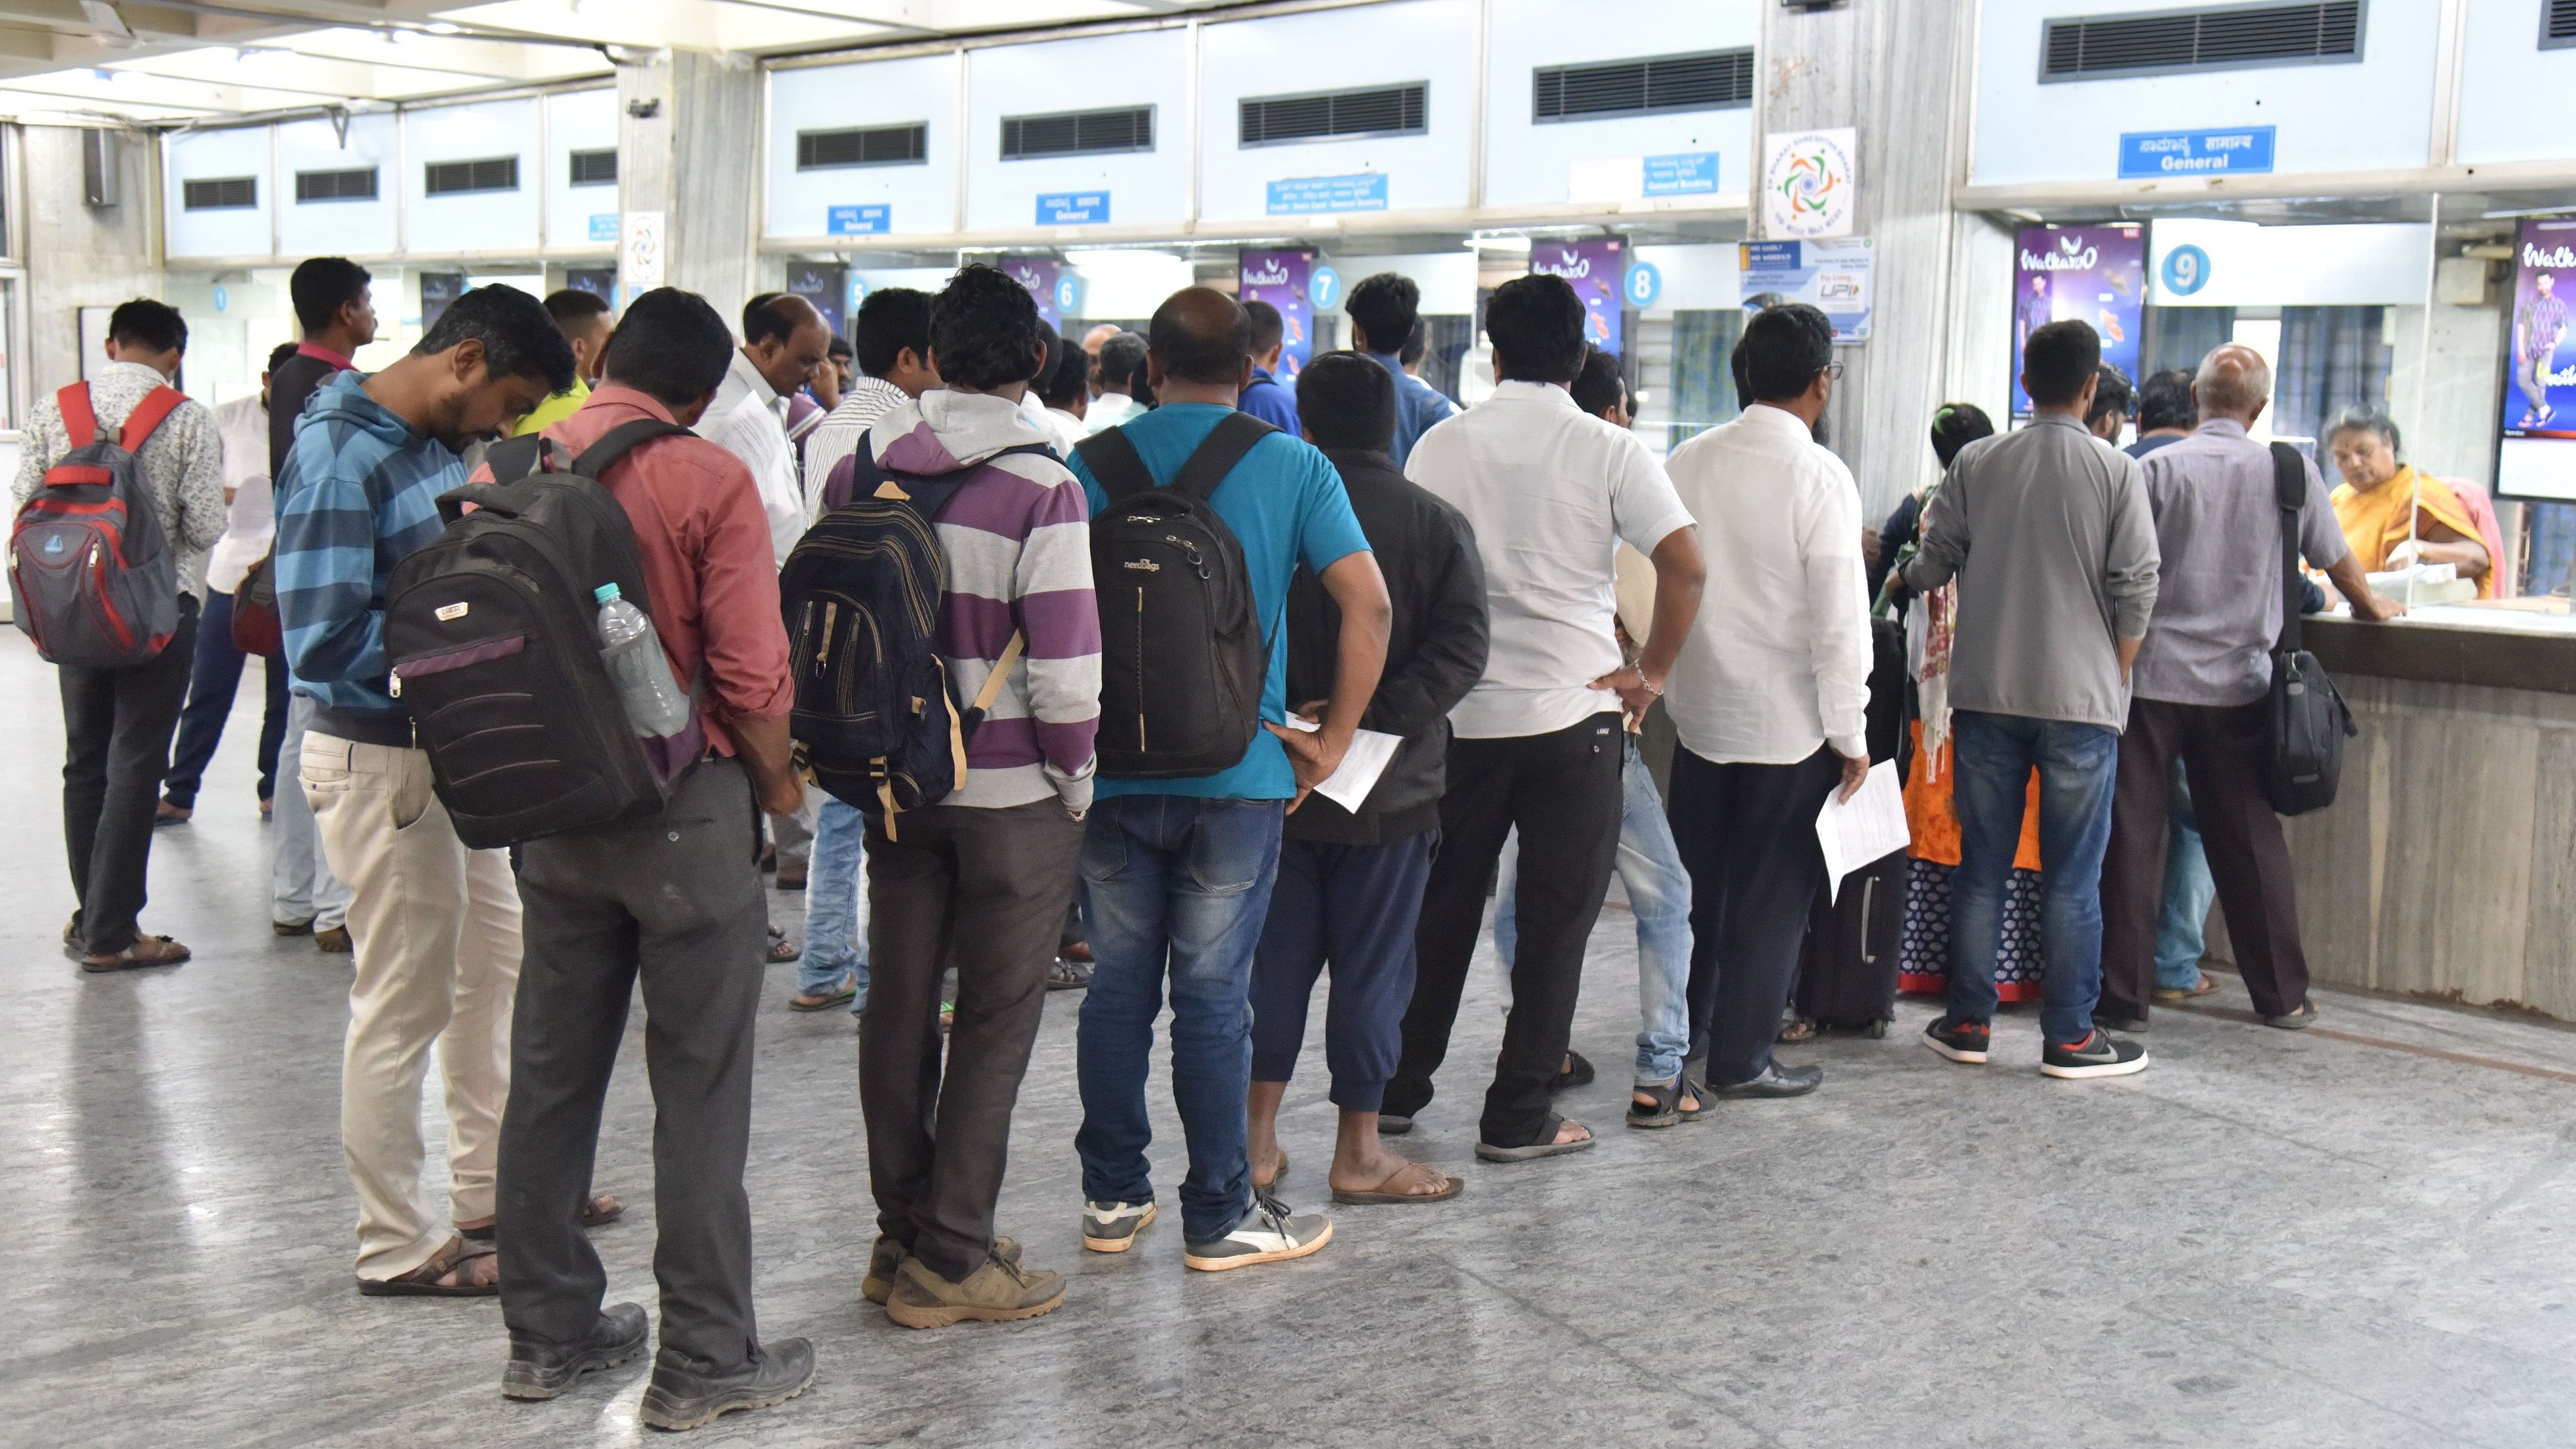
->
[2456, 3, 2576, 164]
[165, 126, 272, 260]
[766, 52, 961, 239]
[403, 98, 542, 256]
[964, 31, 1191, 233]
[1483, 0, 1756, 208]
[1969, 0, 2443, 186]
[545, 88, 621, 251]
[1313, 250, 1479, 315]
[275, 113, 397, 259]
[1198, 0, 1477, 223]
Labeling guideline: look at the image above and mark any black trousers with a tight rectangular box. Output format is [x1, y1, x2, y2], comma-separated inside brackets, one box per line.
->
[1668, 745, 1841, 1087]
[1249, 831, 1439, 1112]
[58, 597, 199, 956]
[860, 798, 1083, 1283]
[498, 758, 769, 1370]
[2100, 696, 2310, 1022]
[1389, 712, 1623, 1147]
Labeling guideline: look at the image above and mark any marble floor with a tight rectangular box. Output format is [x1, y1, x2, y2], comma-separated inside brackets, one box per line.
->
[5, 633, 2575, 1448]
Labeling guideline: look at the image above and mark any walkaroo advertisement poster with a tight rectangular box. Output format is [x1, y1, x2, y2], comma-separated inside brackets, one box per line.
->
[1000, 256, 1065, 331]
[2011, 224, 2144, 419]
[1530, 237, 1624, 355]
[1238, 250, 1316, 378]
[2499, 218, 2576, 499]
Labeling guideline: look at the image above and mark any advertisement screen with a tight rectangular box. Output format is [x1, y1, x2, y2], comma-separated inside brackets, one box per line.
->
[1239, 250, 1315, 378]
[2011, 224, 2144, 419]
[2499, 218, 2576, 502]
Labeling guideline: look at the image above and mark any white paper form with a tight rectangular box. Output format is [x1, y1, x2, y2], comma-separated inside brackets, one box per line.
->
[1279, 716, 1403, 815]
[1815, 759, 1910, 903]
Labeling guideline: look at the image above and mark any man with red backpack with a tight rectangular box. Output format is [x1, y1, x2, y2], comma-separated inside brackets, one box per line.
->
[9, 298, 226, 971]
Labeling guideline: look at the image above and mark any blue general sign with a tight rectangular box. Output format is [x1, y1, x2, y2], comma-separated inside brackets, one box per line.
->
[1642, 152, 1719, 196]
[1036, 192, 1110, 226]
[1308, 266, 1343, 311]
[1625, 261, 1663, 309]
[1265, 173, 1388, 216]
[588, 213, 618, 242]
[827, 204, 890, 237]
[2118, 128, 2276, 180]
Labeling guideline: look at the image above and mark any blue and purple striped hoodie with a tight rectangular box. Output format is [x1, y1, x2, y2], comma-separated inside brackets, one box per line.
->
[869, 389, 1100, 812]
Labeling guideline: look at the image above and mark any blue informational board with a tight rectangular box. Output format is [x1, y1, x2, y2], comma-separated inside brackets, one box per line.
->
[1642, 152, 1720, 196]
[1265, 173, 1388, 216]
[588, 213, 619, 243]
[2117, 127, 2276, 179]
[1036, 192, 1110, 226]
[827, 204, 890, 237]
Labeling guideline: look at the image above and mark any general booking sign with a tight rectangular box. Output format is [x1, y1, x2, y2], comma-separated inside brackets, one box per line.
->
[2011, 224, 2144, 419]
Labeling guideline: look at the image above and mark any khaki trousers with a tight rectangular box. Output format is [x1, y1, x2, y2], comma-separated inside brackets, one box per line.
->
[303, 731, 521, 1281]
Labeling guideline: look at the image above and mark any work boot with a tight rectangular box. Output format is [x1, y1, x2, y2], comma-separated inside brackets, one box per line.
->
[884, 1251, 1065, 1329]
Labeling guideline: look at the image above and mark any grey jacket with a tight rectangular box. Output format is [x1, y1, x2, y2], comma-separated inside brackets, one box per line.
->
[1903, 412, 2161, 731]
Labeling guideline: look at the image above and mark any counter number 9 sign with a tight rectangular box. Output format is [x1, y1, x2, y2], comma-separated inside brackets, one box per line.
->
[2160, 243, 2211, 298]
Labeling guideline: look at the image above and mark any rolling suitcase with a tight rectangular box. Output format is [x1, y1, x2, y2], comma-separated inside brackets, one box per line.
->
[1793, 848, 1907, 1036]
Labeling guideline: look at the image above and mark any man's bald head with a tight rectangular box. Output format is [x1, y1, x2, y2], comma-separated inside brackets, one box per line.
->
[1082, 323, 1119, 355]
[1148, 286, 1253, 387]
[2193, 342, 2271, 424]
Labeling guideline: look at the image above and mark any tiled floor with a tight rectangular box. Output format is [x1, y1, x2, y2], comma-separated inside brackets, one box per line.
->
[6, 635, 2574, 1448]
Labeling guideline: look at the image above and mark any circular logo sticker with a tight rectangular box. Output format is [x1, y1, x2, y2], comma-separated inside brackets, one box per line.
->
[1625, 262, 1662, 309]
[1762, 129, 1857, 240]
[1309, 266, 1342, 311]
[2160, 244, 2212, 298]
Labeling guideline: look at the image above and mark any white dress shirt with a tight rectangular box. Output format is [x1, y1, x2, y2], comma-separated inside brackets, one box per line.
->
[1404, 379, 1695, 739]
[207, 393, 275, 595]
[800, 374, 911, 514]
[697, 349, 805, 568]
[1661, 402, 1871, 764]
[1022, 389, 1087, 459]
[1083, 391, 1143, 434]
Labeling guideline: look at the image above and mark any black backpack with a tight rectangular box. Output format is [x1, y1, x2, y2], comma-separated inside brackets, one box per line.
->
[785, 431, 1054, 832]
[1076, 412, 1275, 778]
[2262, 441, 2355, 816]
[385, 421, 697, 850]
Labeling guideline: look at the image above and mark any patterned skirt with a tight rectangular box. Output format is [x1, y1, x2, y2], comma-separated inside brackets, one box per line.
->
[1897, 858, 2047, 1003]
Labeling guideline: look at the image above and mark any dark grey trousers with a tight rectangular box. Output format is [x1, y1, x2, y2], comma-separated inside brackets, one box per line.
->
[861, 797, 1084, 1283]
[497, 757, 769, 1371]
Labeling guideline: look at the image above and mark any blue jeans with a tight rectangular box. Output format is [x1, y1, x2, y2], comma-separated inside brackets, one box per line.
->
[1947, 710, 2119, 1046]
[798, 796, 868, 1013]
[1494, 737, 1693, 1085]
[1074, 795, 1285, 1244]
[2154, 760, 2215, 991]
[272, 693, 349, 931]
[162, 588, 291, 809]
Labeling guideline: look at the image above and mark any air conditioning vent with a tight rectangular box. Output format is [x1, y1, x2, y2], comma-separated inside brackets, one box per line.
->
[294, 167, 378, 203]
[797, 123, 928, 169]
[1532, 48, 1756, 122]
[567, 148, 618, 186]
[1000, 105, 1155, 160]
[1239, 83, 1428, 147]
[2546, 0, 2576, 48]
[181, 176, 257, 211]
[423, 156, 520, 196]
[2041, 1, 2363, 80]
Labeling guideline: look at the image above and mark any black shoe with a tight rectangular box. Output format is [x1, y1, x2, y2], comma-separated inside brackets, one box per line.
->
[1922, 1017, 1990, 1064]
[1712, 1062, 1823, 1098]
[637, 1340, 815, 1431]
[2041, 1030, 2149, 1080]
[501, 1302, 648, 1401]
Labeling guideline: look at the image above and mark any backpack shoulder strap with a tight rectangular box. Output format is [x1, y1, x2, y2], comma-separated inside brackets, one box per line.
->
[2268, 441, 2306, 653]
[1073, 427, 1156, 502]
[571, 419, 695, 480]
[821, 430, 884, 513]
[1169, 411, 1277, 504]
[118, 386, 188, 453]
[55, 383, 98, 449]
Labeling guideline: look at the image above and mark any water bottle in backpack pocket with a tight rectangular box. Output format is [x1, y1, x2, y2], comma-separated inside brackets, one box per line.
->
[594, 583, 692, 737]
[9, 382, 186, 669]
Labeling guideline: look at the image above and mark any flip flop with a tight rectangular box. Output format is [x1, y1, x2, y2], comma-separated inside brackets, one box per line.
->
[358, 1238, 497, 1297]
[80, 935, 190, 973]
[788, 979, 856, 1012]
[1547, 1051, 1595, 1092]
[1332, 1162, 1463, 1205]
[1475, 1115, 1595, 1164]
[765, 927, 802, 964]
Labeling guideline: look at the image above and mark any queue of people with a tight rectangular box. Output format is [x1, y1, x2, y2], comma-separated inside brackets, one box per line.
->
[17, 249, 2441, 1433]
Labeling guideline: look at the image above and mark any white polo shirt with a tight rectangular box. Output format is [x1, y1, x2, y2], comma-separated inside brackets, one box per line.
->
[697, 349, 806, 568]
[1661, 402, 1871, 765]
[1405, 380, 1695, 739]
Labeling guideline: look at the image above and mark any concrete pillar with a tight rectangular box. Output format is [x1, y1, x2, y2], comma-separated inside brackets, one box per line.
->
[22, 126, 161, 394]
[617, 50, 765, 323]
[1754, 1, 1980, 518]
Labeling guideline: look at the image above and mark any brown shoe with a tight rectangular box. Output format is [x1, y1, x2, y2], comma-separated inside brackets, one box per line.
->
[864, 1234, 1018, 1305]
[315, 926, 353, 954]
[884, 1251, 1063, 1329]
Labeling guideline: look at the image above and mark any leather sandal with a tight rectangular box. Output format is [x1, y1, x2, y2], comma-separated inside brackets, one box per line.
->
[80, 935, 190, 973]
[358, 1236, 497, 1297]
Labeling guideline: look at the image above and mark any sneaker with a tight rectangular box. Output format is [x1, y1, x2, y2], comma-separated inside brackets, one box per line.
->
[2041, 1030, 2149, 1080]
[885, 1251, 1065, 1329]
[636, 1339, 815, 1432]
[1922, 1017, 1991, 1064]
[1181, 1191, 1332, 1272]
[1082, 1200, 1156, 1253]
[864, 1233, 1019, 1304]
[501, 1302, 648, 1400]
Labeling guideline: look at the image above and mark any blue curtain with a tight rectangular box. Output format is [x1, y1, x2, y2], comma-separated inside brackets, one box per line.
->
[2141, 307, 2234, 382]
[2274, 306, 2390, 451]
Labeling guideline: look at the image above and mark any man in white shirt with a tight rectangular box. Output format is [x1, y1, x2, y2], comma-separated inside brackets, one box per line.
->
[1083, 332, 1148, 434]
[1032, 330, 1091, 459]
[803, 287, 939, 511]
[1660, 303, 1871, 1100]
[1389, 273, 1706, 1163]
[700, 292, 832, 569]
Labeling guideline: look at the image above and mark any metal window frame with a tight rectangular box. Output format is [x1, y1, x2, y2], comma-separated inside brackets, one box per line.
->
[2035, 0, 2369, 84]
[794, 122, 932, 171]
[1236, 80, 1430, 148]
[1530, 46, 1757, 124]
[997, 103, 1157, 162]
[2543, 0, 2576, 51]
[292, 166, 379, 204]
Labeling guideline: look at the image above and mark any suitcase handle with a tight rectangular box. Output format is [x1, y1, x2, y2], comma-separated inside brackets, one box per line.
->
[1858, 874, 1880, 966]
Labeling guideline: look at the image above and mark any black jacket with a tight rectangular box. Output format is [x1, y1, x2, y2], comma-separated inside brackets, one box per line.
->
[267, 351, 340, 483]
[1284, 447, 1488, 845]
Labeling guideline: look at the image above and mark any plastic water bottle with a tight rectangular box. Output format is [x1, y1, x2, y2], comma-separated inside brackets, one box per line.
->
[594, 583, 691, 737]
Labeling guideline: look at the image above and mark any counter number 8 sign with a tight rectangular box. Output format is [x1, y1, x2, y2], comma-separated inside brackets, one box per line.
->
[2160, 243, 2211, 298]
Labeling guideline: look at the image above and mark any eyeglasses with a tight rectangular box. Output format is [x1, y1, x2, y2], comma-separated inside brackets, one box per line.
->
[1824, 362, 1844, 381]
